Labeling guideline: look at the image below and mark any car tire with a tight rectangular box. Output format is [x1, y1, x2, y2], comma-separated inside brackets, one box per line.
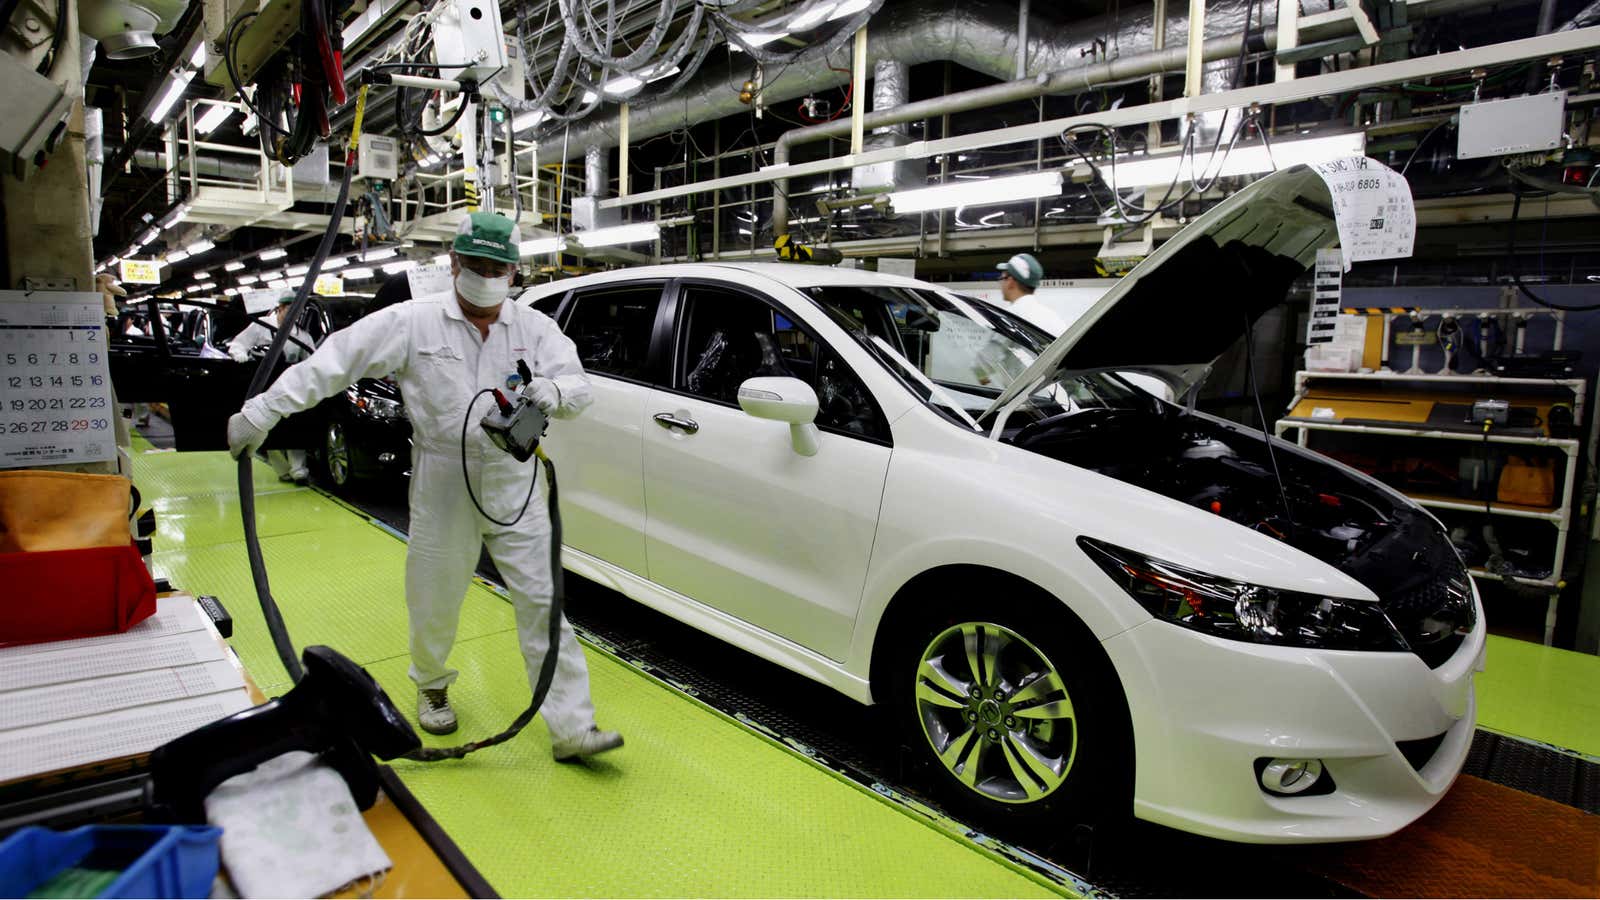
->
[324, 419, 352, 489]
[891, 590, 1133, 836]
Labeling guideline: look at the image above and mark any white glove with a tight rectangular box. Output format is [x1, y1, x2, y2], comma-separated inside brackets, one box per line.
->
[526, 377, 561, 413]
[227, 412, 270, 459]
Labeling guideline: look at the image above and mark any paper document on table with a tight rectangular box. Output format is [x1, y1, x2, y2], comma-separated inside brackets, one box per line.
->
[0, 595, 211, 658]
[0, 659, 245, 731]
[1307, 157, 1415, 269]
[0, 630, 225, 692]
[0, 691, 251, 782]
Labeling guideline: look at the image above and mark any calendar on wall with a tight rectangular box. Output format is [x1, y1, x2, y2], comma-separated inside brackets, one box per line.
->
[0, 293, 117, 468]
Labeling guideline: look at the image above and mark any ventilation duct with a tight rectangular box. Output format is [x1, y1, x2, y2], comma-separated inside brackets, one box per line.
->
[853, 59, 924, 194]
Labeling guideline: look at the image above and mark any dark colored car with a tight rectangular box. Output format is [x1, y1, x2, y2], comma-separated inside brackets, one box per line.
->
[312, 377, 412, 488]
[110, 295, 411, 488]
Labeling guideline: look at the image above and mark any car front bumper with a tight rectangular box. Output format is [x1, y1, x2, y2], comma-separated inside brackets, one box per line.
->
[1101, 588, 1487, 844]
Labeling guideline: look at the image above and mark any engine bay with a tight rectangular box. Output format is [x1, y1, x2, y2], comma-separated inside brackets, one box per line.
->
[1008, 405, 1457, 600]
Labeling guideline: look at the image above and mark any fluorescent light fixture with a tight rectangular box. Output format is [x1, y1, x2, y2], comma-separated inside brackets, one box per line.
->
[431, 254, 450, 265]
[889, 171, 1064, 213]
[147, 79, 185, 121]
[735, 31, 788, 48]
[286, 264, 311, 277]
[828, 0, 870, 18]
[381, 260, 419, 274]
[258, 247, 287, 260]
[787, 2, 837, 30]
[192, 270, 211, 279]
[196, 282, 216, 290]
[189, 43, 206, 68]
[194, 104, 235, 135]
[185, 238, 215, 255]
[518, 238, 563, 256]
[1099, 132, 1366, 189]
[358, 247, 397, 262]
[603, 75, 643, 95]
[157, 203, 190, 228]
[568, 223, 659, 248]
[511, 111, 546, 132]
[224, 260, 245, 271]
[319, 256, 349, 271]
[342, 267, 375, 279]
[268, 278, 292, 290]
[136, 226, 159, 245]
[223, 287, 241, 295]
[165, 249, 190, 263]
[236, 273, 258, 284]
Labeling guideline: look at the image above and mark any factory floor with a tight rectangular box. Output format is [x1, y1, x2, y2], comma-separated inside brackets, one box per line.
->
[129, 430, 1600, 898]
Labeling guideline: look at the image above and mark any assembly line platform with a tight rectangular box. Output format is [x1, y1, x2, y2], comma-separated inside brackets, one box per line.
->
[130, 438, 1599, 898]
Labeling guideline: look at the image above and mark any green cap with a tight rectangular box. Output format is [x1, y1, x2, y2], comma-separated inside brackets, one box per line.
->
[277, 293, 295, 306]
[996, 252, 1043, 289]
[452, 211, 521, 264]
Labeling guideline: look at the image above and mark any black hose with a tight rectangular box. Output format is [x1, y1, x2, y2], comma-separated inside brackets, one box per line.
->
[235, 151, 566, 759]
[235, 155, 357, 685]
[404, 450, 563, 762]
[460, 389, 539, 527]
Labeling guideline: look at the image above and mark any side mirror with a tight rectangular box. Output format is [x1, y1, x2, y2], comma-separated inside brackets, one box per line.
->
[737, 376, 821, 456]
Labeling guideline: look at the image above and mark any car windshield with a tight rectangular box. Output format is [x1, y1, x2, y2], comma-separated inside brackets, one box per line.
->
[803, 285, 1151, 431]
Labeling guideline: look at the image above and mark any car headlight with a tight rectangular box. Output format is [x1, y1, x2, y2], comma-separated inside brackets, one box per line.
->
[1078, 537, 1409, 652]
[346, 387, 405, 420]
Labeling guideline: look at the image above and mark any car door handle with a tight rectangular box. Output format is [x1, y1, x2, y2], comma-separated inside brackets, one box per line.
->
[653, 412, 699, 434]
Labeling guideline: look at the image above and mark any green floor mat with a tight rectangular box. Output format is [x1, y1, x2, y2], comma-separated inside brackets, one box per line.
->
[1477, 634, 1600, 758]
[136, 450, 1068, 898]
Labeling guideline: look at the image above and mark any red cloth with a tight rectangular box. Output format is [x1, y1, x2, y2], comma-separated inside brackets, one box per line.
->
[0, 542, 157, 644]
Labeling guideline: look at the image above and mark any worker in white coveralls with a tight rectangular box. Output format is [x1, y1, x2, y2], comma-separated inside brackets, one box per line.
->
[226, 212, 623, 761]
[228, 293, 315, 484]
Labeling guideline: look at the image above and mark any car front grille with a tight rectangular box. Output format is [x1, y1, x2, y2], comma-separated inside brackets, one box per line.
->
[1382, 560, 1476, 669]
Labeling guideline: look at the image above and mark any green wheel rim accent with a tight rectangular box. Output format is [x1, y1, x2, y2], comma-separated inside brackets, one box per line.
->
[326, 421, 349, 485]
[916, 622, 1078, 804]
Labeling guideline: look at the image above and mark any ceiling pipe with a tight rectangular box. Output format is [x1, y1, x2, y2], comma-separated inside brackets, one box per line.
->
[770, 0, 1518, 235]
[535, 0, 1260, 159]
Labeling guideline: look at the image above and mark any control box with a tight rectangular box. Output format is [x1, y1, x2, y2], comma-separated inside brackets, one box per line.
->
[1457, 92, 1566, 159]
[430, 0, 508, 84]
[356, 133, 399, 181]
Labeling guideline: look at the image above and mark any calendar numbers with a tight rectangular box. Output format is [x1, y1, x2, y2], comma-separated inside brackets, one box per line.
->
[0, 297, 117, 466]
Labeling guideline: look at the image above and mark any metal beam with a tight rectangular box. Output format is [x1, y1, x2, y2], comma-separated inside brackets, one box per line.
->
[1185, 0, 1207, 97]
[1275, 0, 1298, 82]
[601, 25, 1600, 210]
[850, 25, 869, 155]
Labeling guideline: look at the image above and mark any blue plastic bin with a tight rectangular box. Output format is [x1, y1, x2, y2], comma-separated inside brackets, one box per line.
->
[0, 824, 221, 898]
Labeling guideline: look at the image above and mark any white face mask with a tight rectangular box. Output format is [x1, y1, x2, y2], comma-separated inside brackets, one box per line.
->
[456, 267, 511, 308]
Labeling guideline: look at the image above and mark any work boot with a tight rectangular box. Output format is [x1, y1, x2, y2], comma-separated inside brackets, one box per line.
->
[552, 727, 624, 762]
[418, 687, 457, 735]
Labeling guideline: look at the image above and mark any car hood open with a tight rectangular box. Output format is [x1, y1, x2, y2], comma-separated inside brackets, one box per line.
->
[981, 165, 1340, 424]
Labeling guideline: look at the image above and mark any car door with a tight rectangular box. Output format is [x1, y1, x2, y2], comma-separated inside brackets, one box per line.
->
[538, 280, 669, 577]
[641, 279, 893, 661]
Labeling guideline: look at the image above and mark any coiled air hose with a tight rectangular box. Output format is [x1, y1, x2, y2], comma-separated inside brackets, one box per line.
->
[235, 85, 563, 761]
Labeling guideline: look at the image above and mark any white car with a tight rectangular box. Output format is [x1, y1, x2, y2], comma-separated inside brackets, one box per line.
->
[521, 165, 1484, 844]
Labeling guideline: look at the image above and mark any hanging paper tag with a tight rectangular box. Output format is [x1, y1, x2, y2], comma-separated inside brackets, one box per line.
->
[1308, 157, 1416, 270]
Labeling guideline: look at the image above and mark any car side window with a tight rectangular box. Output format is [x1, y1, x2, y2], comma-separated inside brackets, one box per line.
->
[676, 284, 889, 441]
[563, 285, 663, 381]
[527, 290, 565, 318]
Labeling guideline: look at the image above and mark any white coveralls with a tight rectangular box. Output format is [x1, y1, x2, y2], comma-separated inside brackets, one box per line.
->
[239, 292, 599, 740]
[230, 319, 314, 479]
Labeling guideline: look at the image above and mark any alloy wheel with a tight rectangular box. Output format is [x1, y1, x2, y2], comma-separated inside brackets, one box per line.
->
[326, 421, 350, 486]
[914, 622, 1078, 804]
